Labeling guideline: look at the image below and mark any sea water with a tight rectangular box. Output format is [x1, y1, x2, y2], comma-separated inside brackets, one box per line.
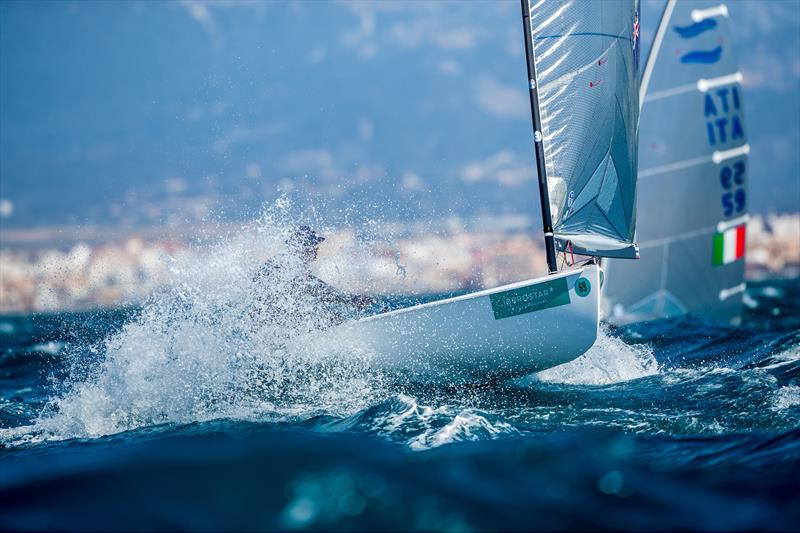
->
[1, 214, 798, 530]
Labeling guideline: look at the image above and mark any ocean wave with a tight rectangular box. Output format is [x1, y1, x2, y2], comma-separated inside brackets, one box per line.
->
[530, 326, 658, 385]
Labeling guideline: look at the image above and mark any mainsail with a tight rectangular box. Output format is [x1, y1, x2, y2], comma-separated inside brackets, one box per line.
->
[524, 0, 641, 260]
[604, 0, 749, 325]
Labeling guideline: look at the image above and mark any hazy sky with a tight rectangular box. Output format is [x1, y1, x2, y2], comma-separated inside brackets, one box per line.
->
[1, 0, 798, 231]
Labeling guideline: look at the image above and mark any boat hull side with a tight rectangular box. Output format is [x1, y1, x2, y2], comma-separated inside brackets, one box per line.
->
[317, 265, 600, 384]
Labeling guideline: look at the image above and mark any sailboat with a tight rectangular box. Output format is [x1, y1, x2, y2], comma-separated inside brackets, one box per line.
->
[312, 0, 641, 383]
[604, 0, 749, 325]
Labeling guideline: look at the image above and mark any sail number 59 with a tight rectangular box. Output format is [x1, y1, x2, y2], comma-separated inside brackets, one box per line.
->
[720, 161, 746, 217]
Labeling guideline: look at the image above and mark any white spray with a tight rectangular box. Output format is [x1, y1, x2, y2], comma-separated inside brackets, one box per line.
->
[30, 205, 388, 441]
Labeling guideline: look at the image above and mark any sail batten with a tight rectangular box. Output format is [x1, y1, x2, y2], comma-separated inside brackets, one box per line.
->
[525, 0, 641, 259]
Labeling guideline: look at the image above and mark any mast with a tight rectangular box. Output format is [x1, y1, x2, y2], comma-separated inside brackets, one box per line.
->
[639, 0, 676, 108]
[520, 0, 558, 274]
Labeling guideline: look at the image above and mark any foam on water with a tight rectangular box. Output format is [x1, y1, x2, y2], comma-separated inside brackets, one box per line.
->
[407, 410, 519, 450]
[533, 326, 658, 385]
[775, 386, 800, 410]
[342, 394, 520, 450]
[769, 346, 800, 411]
[22, 206, 389, 442]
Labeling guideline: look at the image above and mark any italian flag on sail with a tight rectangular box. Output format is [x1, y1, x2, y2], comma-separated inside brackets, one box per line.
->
[713, 224, 746, 266]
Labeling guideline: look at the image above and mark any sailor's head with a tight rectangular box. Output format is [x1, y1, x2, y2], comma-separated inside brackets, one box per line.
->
[287, 225, 325, 261]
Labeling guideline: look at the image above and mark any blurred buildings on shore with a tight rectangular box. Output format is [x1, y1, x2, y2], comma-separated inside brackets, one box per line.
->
[0, 238, 188, 313]
[1, 214, 798, 314]
[745, 215, 800, 280]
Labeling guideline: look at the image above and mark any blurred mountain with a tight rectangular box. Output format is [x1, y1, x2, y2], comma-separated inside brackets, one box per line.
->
[1, 0, 798, 230]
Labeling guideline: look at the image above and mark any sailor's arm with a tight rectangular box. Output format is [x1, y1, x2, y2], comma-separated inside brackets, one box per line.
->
[308, 275, 378, 309]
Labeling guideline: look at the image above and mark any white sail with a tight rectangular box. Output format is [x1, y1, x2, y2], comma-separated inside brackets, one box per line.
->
[526, 0, 641, 258]
[604, 0, 748, 325]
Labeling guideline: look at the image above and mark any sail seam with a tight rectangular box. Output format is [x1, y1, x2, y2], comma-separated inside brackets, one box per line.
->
[639, 154, 712, 178]
[639, 144, 749, 179]
[645, 82, 696, 102]
[638, 226, 716, 249]
[646, 72, 743, 103]
[534, 32, 633, 42]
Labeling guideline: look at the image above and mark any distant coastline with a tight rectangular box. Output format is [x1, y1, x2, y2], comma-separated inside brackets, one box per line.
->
[1, 213, 798, 315]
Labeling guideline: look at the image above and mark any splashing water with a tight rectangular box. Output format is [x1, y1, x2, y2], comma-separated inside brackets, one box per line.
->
[533, 326, 658, 385]
[27, 207, 389, 442]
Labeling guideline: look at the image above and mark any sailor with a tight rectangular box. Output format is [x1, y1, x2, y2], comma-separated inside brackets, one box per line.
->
[251, 225, 379, 328]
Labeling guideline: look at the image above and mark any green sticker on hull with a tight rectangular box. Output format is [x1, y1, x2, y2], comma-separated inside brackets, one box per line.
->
[489, 277, 571, 320]
[574, 277, 591, 297]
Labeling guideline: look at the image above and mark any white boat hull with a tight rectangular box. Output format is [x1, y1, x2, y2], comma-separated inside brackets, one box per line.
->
[315, 265, 601, 384]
